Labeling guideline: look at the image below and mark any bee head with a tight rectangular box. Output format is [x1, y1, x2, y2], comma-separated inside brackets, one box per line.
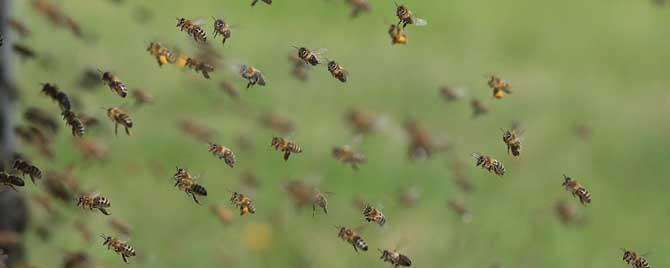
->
[297, 47, 308, 58]
[176, 18, 185, 27]
[562, 174, 572, 186]
[327, 61, 337, 70]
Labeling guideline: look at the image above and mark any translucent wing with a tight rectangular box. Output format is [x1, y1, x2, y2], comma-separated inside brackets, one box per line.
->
[193, 18, 206, 26]
[413, 17, 428, 26]
[313, 48, 328, 55]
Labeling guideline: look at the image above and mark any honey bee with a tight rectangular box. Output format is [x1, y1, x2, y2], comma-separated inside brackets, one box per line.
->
[78, 68, 102, 90]
[219, 81, 240, 100]
[41, 83, 71, 112]
[295, 47, 326, 66]
[448, 199, 472, 223]
[471, 153, 505, 176]
[131, 89, 154, 105]
[32, 194, 59, 219]
[101, 235, 136, 263]
[210, 205, 234, 225]
[327, 60, 348, 82]
[173, 167, 208, 204]
[346, 0, 371, 17]
[25, 107, 59, 133]
[284, 180, 313, 210]
[575, 124, 592, 141]
[207, 142, 236, 168]
[62, 251, 93, 268]
[146, 42, 175, 67]
[250, 0, 272, 6]
[0, 172, 25, 192]
[13, 43, 37, 60]
[332, 145, 366, 170]
[239, 65, 266, 88]
[31, 0, 82, 38]
[312, 190, 331, 217]
[501, 128, 521, 156]
[62, 110, 85, 137]
[346, 108, 376, 135]
[487, 74, 512, 99]
[212, 17, 232, 45]
[229, 191, 255, 215]
[77, 192, 111, 215]
[109, 218, 132, 236]
[406, 119, 448, 160]
[554, 200, 582, 226]
[378, 247, 412, 267]
[179, 119, 216, 143]
[260, 112, 296, 134]
[397, 185, 421, 207]
[470, 99, 489, 117]
[75, 137, 108, 161]
[271, 137, 302, 161]
[388, 24, 408, 45]
[561, 175, 591, 205]
[185, 57, 214, 79]
[14, 125, 54, 158]
[106, 107, 133, 136]
[363, 205, 386, 226]
[335, 226, 368, 252]
[9, 18, 31, 37]
[439, 86, 463, 102]
[395, 4, 428, 28]
[13, 158, 42, 184]
[73, 219, 93, 242]
[176, 17, 207, 42]
[621, 249, 650, 268]
[100, 70, 128, 98]
[288, 53, 309, 81]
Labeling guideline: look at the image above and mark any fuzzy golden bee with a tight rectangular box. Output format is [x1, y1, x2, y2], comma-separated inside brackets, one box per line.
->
[379, 248, 412, 267]
[295, 47, 326, 66]
[388, 24, 408, 45]
[336, 226, 368, 252]
[25, 107, 59, 133]
[363, 205, 386, 226]
[101, 235, 136, 263]
[621, 249, 650, 268]
[106, 107, 133, 136]
[471, 153, 505, 176]
[146, 42, 175, 67]
[346, 0, 371, 18]
[271, 137, 302, 161]
[395, 4, 427, 28]
[487, 74, 512, 99]
[185, 57, 214, 79]
[229, 191, 255, 215]
[0, 172, 25, 192]
[251, 0, 272, 6]
[100, 70, 128, 98]
[312, 190, 331, 217]
[501, 128, 521, 156]
[239, 65, 266, 88]
[207, 142, 236, 168]
[77, 192, 111, 215]
[176, 17, 207, 42]
[561, 175, 591, 205]
[41, 83, 71, 112]
[212, 17, 232, 45]
[13, 159, 42, 184]
[333, 145, 366, 170]
[173, 167, 208, 204]
[62, 110, 85, 137]
[327, 60, 348, 82]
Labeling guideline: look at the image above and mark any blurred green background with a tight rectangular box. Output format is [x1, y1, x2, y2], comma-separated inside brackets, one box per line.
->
[5, 0, 670, 267]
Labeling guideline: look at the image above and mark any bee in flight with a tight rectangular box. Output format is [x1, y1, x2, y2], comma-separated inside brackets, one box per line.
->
[388, 24, 408, 45]
[106, 107, 133, 136]
[471, 153, 505, 176]
[439, 86, 463, 102]
[288, 53, 309, 81]
[210, 205, 234, 225]
[77, 192, 112, 215]
[621, 248, 650, 268]
[0, 172, 25, 192]
[271, 137, 302, 161]
[62, 110, 85, 137]
[312, 190, 331, 217]
[239, 65, 266, 88]
[176, 17, 207, 42]
[501, 128, 522, 156]
[207, 142, 236, 168]
[260, 112, 295, 134]
[63, 251, 93, 268]
[212, 17, 232, 45]
[24, 107, 59, 134]
[185, 57, 214, 79]
[41, 83, 71, 112]
[173, 167, 208, 204]
[101, 235, 136, 263]
[333, 145, 366, 170]
[379, 246, 412, 268]
[109, 217, 132, 236]
[251, 0, 272, 6]
[363, 205, 386, 226]
[554, 200, 582, 226]
[336, 226, 368, 252]
[99, 70, 128, 98]
[294, 47, 327, 66]
[561, 175, 591, 205]
[448, 199, 472, 223]
[229, 191, 255, 215]
[346, 108, 377, 135]
[470, 99, 489, 118]
[146, 42, 175, 67]
[131, 89, 154, 106]
[13, 158, 42, 184]
[346, 0, 371, 18]
[219, 81, 240, 100]
[487, 74, 512, 99]
[327, 60, 348, 82]
[395, 4, 428, 28]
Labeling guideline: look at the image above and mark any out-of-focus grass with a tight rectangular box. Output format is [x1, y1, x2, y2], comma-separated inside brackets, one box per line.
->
[6, 0, 670, 267]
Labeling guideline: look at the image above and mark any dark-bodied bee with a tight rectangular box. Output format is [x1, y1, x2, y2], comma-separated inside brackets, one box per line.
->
[239, 65, 266, 88]
[100, 70, 128, 98]
[109, 218, 132, 236]
[210, 204, 234, 225]
[146, 42, 175, 67]
[78, 68, 102, 90]
[363, 205, 386, 226]
[294, 47, 326, 66]
[312, 190, 331, 216]
[284, 180, 313, 209]
[62, 251, 93, 268]
[14, 125, 53, 158]
[73, 219, 94, 242]
[74, 137, 107, 161]
[12, 43, 37, 60]
[185, 57, 214, 79]
[327, 60, 348, 82]
[176, 17, 207, 42]
[487, 74, 512, 99]
[173, 167, 208, 204]
[0, 172, 25, 192]
[336, 226, 368, 252]
[220, 81, 239, 100]
[621, 249, 650, 268]
[388, 24, 408, 45]
[260, 112, 295, 134]
[439, 86, 463, 102]
[212, 17, 232, 45]
[62, 110, 85, 137]
[333, 145, 366, 170]
[471, 153, 505, 176]
[25, 107, 59, 133]
[561, 175, 591, 205]
[77, 192, 111, 215]
[406, 119, 449, 160]
[41, 83, 71, 112]
[271, 137, 302, 161]
[288, 53, 309, 81]
[379, 248, 412, 267]
[448, 199, 472, 223]
[101, 235, 136, 263]
[13, 159, 42, 184]
[131, 89, 154, 106]
[106, 107, 133, 136]
[470, 99, 489, 117]
[346, 108, 376, 135]
[9, 18, 31, 37]
[395, 4, 428, 28]
[229, 191, 255, 215]
[501, 128, 521, 156]
[207, 143, 236, 168]
[554, 200, 582, 226]
[346, 0, 371, 18]
[250, 0, 272, 6]
[179, 119, 216, 143]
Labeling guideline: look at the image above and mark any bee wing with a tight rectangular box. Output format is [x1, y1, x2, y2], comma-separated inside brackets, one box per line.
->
[413, 17, 428, 26]
[193, 18, 206, 26]
[312, 48, 328, 56]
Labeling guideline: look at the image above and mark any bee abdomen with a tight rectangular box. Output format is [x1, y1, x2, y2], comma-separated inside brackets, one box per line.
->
[353, 237, 368, 251]
[192, 184, 208, 196]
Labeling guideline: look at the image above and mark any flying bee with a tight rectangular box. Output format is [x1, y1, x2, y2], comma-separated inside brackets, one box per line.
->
[284, 180, 313, 209]
[41, 83, 71, 112]
[271, 137, 302, 161]
[327, 60, 348, 82]
[336, 226, 368, 252]
[131, 88, 153, 106]
[14, 125, 54, 158]
[561, 175, 591, 205]
[332, 145, 366, 170]
[25, 107, 59, 133]
[260, 112, 296, 134]
[173, 167, 208, 204]
[106, 107, 133, 136]
[13, 158, 42, 184]
[185, 57, 214, 79]
[250, 0, 272, 6]
[179, 119, 216, 143]
[363, 205, 386, 226]
[439, 86, 463, 102]
[346, 0, 371, 18]
[176, 17, 207, 42]
[501, 128, 521, 156]
[312, 190, 331, 216]
[378, 247, 412, 268]
[470, 99, 489, 117]
[487, 74, 512, 99]
[146, 42, 175, 67]
[405, 120, 449, 160]
[471, 153, 505, 176]
[73, 219, 94, 242]
[397, 185, 421, 207]
[210, 204, 234, 225]
[346, 108, 376, 135]
[395, 4, 428, 28]
[62, 251, 93, 268]
[78, 68, 102, 90]
[448, 199, 472, 223]
[288, 53, 309, 81]
[294, 47, 326, 66]
[109, 218, 132, 236]
[77, 192, 111, 215]
[212, 17, 232, 45]
[99, 70, 128, 98]
[207, 142, 236, 168]
[13, 43, 37, 60]
[75, 137, 108, 161]
[101, 235, 136, 263]
[219, 81, 239, 100]
[9, 18, 31, 37]
[62, 110, 85, 137]
[388, 24, 408, 45]
[621, 249, 650, 268]
[554, 200, 582, 226]
[0, 172, 25, 192]
[229, 191, 255, 215]
[239, 65, 266, 88]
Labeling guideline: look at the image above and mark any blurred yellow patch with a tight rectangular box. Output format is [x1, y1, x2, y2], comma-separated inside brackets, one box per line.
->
[175, 53, 188, 68]
[244, 222, 274, 253]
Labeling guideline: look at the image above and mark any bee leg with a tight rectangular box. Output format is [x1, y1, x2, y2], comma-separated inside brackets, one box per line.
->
[122, 255, 128, 263]
[322, 206, 327, 215]
[99, 208, 111, 215]
[312, 204, 316, 217]
[30, 176, 36, 185]
[352, 244, 359, 253]
[283, 151, 291, 161]
[222, 38, 227, 45]
[8, 184, 17, 192]
[125, 127, 131, 136]
[203, 72, 210, 79]
[246, 81, 252, 89]
[191, 194, 201, 205]
[114, 123, 119, 136]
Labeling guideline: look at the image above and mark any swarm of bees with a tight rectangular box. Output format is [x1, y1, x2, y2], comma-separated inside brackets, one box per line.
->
[562, 175, 591, 205]
[230, 191, 255, 215]
[271, 137, 302, 161]
[101, 235, 136, 263]
[332, 145, 366, 170]
[173, 167, 208, 204]
[207, 143, 236, 168]
[336, 226, 368, 252]
[106, 107, 133, 136]
[621, 249, 651, 268]
[176, 17, 207, 43]
[471, 153, 505, 176]
[77, 192, 112, 215]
